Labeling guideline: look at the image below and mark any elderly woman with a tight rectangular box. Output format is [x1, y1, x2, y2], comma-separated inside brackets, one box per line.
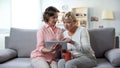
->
[58, 12, 97, 68]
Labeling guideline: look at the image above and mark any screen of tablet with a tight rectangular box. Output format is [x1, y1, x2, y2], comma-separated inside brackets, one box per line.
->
[45, 41, 67, 50]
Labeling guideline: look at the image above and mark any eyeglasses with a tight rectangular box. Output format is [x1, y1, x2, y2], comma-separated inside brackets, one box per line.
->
[63, 22, 73, 25]
[63, 20, 76, 25]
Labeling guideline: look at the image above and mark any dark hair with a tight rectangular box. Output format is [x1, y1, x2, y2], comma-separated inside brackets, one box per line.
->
[43, 6, 59, 22]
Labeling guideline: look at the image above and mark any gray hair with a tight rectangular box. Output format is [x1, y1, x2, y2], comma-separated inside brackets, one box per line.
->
[62, 12, 77, 21]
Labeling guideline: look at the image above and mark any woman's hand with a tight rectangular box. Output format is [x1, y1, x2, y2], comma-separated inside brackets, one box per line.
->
[50, 43, 62, 52]
[41, 43, 62, 53]
[62, 37, 75, 44]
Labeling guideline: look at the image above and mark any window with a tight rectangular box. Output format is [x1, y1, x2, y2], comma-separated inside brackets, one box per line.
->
[11, 0, 42, 29]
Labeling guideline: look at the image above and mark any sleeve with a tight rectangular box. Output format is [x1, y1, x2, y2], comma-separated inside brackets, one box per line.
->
[80, 27, 94, 55]
[36, 29, 45, 53]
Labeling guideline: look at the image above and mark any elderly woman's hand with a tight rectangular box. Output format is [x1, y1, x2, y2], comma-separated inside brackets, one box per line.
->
[62, 37, 75, 44]
[50, 43, 62, 52]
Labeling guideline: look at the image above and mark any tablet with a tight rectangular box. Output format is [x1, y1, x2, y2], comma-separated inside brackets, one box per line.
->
[45, 41, 67, 50]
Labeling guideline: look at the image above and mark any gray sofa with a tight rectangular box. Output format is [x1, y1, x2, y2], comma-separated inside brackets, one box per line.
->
[0, 27, 120, 68]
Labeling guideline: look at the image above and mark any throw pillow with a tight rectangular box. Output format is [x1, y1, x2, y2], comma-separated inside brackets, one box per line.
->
[105, 48, 120, 67]
[0, 49, 17, 63]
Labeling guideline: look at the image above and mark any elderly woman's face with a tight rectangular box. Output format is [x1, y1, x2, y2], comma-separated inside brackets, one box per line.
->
[63, 18, 77, 31]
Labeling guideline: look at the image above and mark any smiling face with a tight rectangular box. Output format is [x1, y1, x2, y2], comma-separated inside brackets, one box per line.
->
[43, 6, 59, 27]
[48, 12, 58, 27]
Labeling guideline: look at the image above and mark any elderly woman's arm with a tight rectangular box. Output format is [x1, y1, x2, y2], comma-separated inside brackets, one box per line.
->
[80, 27, 95, 55]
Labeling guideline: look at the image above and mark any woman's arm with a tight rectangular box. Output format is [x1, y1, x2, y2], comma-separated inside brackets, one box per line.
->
[62, 37, 75, 44]
[36, 29, 52, 53]
[80, 27, 94, 54]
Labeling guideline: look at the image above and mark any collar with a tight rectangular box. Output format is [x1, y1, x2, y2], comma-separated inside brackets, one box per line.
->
[44, 23, 57, 29]
[44, 23, 50, 28]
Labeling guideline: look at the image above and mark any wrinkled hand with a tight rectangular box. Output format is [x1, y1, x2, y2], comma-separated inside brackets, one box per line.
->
[50, 43, 62, 52]
[62, 38, 75, 44]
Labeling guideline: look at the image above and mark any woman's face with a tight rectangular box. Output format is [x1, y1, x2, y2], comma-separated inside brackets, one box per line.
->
[48, 13, 58, 27]
[63, 19, 77, 31]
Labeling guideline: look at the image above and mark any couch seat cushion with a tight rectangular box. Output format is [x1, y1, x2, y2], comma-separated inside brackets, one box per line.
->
[0, 58, 33, 68]
[93, 58, 114, 68]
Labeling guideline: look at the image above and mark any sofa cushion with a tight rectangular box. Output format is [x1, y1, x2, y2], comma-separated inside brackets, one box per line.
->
[0, 58, 33, 68]
[95, 58, 114, 68]
[0, 49, 17, 63]
[9, 28, 37, 57]
[88, 28, 115, 58]
[105, 48, 120, 67]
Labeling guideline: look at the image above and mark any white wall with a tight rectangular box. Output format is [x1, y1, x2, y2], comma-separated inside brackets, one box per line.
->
[42, 0, 120, 35]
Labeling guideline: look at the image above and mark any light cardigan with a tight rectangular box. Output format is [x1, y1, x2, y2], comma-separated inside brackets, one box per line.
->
[63, 26, 96, 59]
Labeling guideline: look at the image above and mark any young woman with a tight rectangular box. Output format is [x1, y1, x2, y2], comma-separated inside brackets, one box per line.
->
[58, 12, 97, 68]
[31, 6, 63, 68]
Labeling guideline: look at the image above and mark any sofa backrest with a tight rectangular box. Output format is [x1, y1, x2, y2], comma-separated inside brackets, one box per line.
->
[88, 28, 115, 58]
[7, 28, 37, 58]
[6, 28, 115, 58]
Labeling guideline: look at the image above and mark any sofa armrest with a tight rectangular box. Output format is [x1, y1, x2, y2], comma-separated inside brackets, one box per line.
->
[105, 48, 120, 67]
[115, 36, 119, 48]
[5, 36, 10, 48]
[0, 48, 17, 63]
